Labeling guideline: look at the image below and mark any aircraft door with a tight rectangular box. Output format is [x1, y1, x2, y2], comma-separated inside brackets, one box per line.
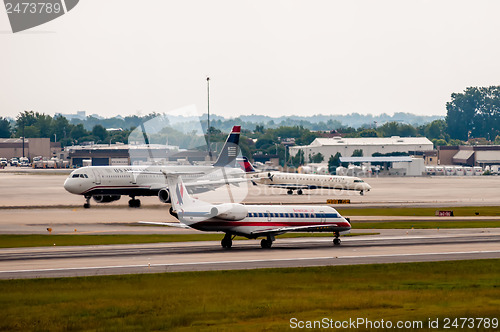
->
[319, 210, 325, 223]
[266, 210, 272, 222]
[92, 169, 101, 184]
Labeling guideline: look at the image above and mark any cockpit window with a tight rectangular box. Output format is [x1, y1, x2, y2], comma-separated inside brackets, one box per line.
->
[72, 174, 88, 178]
[72, 174, 79, 178]
[354, 179, 364, 183]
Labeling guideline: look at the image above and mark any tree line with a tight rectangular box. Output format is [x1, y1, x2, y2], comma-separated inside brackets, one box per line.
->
[1, 85, 499, 161]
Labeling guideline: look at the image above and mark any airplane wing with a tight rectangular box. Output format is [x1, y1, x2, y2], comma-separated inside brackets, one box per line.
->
[138, 221, 192, 229]
[251, 224, 340, 235]
[185, 177, 249, 188]
[266, 184, 310, 190]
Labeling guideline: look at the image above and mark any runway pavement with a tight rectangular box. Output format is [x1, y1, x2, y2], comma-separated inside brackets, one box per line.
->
[0, 229, 498, 279]
[0, 171, 499, 279]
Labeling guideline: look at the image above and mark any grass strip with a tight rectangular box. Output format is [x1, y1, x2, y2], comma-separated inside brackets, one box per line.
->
[0, 233, 378, 248]
[338, 205, 500, 216]
[0, 259, 498, 331]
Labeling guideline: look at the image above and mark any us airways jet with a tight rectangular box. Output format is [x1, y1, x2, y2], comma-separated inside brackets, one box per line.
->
[250, 172, 371, 195]
[64, 126, 246, 208]
[154, 172, 351, 249]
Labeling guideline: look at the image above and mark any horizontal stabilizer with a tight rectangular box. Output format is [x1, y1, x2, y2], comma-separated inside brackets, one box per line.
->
[138, 221, 192, 229]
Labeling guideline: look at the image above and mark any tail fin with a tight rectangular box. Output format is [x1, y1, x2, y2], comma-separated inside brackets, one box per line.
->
[165, 173, 197, 211]
[237, 156, 255, 173]
[165, 172, 214, 225]
[212, 126, 241, 167]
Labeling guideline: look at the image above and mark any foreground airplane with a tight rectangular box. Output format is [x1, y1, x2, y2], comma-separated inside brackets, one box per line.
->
[250, 171, 371, 195]
[64, 126, 245, 208]
[154, 171, 351, 249]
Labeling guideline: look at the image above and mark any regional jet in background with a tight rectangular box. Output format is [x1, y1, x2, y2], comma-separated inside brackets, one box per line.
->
[64, 126, 246, 208]
[145, 172, 351, 249]
[250, 172, 371, 195]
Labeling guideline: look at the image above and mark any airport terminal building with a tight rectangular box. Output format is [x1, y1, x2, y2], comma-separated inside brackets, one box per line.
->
[289, 136, 434, 160]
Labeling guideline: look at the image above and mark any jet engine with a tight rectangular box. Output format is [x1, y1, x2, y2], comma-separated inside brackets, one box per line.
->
[158, 189, 170, 203]
[93, 195, 121, 203]
[210, 203, 248, 221]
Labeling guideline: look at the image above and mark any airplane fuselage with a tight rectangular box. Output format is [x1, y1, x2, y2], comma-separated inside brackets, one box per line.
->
[64, 165, 244, 197]
[251, 172, 371, 193]
[177, 204, 351, 238]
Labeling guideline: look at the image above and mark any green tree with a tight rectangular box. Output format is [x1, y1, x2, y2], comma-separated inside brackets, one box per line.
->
[291, 150, 305, 168]
[328, 152, 342, 173]
[310, 152, 324, 163]
[445, 86, 500, 140]
[92, 125, 108, 142]
[358, 129, 378, 137]
[70, 124, 88, 141]
[352, 149, 363, 157]
[0, 117, 11, 138]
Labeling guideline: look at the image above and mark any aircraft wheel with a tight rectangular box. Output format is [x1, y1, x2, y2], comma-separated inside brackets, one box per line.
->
[287, 190, 293, 195]
[360, 191, 364, 196]
[128, 199, 140, 208]
[221, 238, 232, 249]
[297, 189, 303, 195]
[333, 238, 341, 246]
[261, 239, 272, 249]
[83, 203, 90, 209]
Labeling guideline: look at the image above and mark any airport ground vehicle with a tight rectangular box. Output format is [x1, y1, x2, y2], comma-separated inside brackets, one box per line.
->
[19, 157, 30, 167]
[10, 157, 19, 166]
[0, 158, 7, 167]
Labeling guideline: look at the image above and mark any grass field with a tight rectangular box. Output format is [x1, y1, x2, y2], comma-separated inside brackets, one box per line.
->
[338, 206, 500, 216]
[0, 232, 378, 248]
[0, 259, 498, 331]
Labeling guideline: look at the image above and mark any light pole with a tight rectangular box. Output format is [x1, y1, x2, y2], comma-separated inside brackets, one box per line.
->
[206, 76, 212, 161]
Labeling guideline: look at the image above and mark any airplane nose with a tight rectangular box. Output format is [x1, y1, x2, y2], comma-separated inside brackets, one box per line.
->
[63, 178, 77, 194]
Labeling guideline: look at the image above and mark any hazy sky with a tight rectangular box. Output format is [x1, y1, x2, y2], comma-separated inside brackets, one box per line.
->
[2, 0, 500, 119]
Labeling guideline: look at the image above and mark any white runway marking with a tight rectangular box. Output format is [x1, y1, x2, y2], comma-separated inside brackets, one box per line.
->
[2, 250, 499, 275]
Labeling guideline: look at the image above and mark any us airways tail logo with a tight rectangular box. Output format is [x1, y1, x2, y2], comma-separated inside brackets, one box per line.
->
[4, 0, 79, 33]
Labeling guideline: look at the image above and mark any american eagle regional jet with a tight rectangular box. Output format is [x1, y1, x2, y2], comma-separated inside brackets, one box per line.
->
[156, 171, 351, 249]
[64, 126, 245, 208]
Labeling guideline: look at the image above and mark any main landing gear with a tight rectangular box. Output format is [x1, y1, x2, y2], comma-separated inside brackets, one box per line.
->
[287, 189, 303, 195]
[360, 190, 364, 196]
[260, 235, 275, 249]
[128, 197, 141, 208]
[221, 233, 234, 249]
[83, 195, 91, 209]
[333, 232, 341, 246]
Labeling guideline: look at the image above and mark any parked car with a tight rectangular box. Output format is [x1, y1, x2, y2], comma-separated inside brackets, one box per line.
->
[19, 157, 30, 167]
[10, 157, 19, 166]
[0, 158, 7, 167]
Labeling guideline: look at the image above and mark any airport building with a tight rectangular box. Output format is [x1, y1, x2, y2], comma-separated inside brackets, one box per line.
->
[438, 145, 500, 167]
[0, 138, 61, 160]
[64, 143, 212, 167]
[289, 136, 434, 160]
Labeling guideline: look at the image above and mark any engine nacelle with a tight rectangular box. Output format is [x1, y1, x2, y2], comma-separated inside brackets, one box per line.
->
[93, 195, 121, 203]
[210, 203, 248, 221]
[158, 188, 170, 203]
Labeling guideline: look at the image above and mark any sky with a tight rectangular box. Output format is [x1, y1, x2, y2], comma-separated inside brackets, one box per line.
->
[1, 0, 500, 119]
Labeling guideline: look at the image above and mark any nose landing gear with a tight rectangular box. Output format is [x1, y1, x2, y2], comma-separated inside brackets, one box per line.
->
[128, 197, 141, 208]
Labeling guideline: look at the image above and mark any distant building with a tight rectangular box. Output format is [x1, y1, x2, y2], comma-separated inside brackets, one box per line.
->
[438, 145, 500, 167]
[289, 136, 434, 160]
[0, 138, 59, 160]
